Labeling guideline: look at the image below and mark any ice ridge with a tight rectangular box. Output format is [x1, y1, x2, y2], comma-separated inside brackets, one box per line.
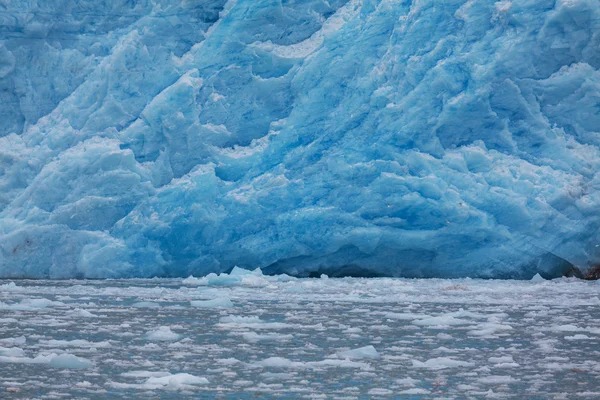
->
[0, 0, 599, 279]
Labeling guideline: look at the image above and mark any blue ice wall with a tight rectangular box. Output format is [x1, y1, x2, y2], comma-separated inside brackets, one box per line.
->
[1, 0, 599, 279]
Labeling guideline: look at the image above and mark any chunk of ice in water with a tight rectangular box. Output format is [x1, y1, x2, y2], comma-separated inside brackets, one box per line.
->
[337, 345, 380, 360]
[145, 326, 182, 341]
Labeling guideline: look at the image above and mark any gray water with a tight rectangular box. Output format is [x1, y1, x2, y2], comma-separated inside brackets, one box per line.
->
[0, 274, 599, 399]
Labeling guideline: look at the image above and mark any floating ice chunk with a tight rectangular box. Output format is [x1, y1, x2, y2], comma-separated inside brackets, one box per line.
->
[477, 375, 519, 384]
[241, 332, 293, 343]
[0, 282, 24, 292]
[337, 345, 380, 360]
[39, 339, 111, 348]
[121, 371, 171, 378]
[260, 371, 295, 380]
[383, 312, 432, 321]
[138, 343, 161, 351]
[197, 273, 240, 287]
[531, 273, 546, 282]
[145, 373, 209, 387]
[285, 285, 304, 293]
[368, 388, 393, 396]
[48, 353, 93, 369]
[412, 357, 474, 370]
[0, 336, 26, 346]
[0, 298, 64, 311]
[183, 267, 268, 287]
[182, 276, 204, 285]
[309, 359, 371, 369]
[254, 357, 306, 369]
[469, 323, 513, 337]
[68, 308, 96, 318]
[412, 315, 471, 327]
[216, 358, 242, 366]
[488, 355, 519, 368]
[218, 315, 291, 329]
[229, 266, 259, 276]
[132, 301, 161, 308]
[253, 357, 370, 370]
[190, 297, 234, 308]
[0, 352, 93, 369]
[145, 326, 181, 341]
[396, 377, 420, 387]
[0, 347, 25, 357]
[551, 324, 583, 332]
[111, 373, 209, 390]
[399, 389, 431, 395]
[220, 315, 262, 324]
[565, 334, 591, 340]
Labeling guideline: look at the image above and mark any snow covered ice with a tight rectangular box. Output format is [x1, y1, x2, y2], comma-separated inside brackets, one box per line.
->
[1, 0, 600, 279]
[1, 274, 600, 398]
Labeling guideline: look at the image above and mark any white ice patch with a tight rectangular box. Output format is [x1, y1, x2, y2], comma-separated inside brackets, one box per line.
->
[531, 273, 546, 282]
[111, 373, 209, 390]
[218, 315, 291, 330]
[0, 352, 93, 369]
[382, 312, 432, 320]
[145, 326, 182, 341]
[253, 357, 370, 370]
[38, 339, 111, 348]
[0, 336, 26, 346]
[190, 297, 234, 308]
[488, 355, 519, 368]
[0, 298, 64, 311]
[132, 301, 161, 308]
[68, 308, 96, 318]
[145, 373, 209, 387]
[241, 332, 293, 343]
[396, 377, 420, 387]
[0, 347, 25, 357]
[468, 322, 513, 337]
[412, 315, 471, 327]
[399, 388, 431, 395]
[565, 334, 591, 340]
[412, 357, 474, 370]
[183, 267, 272, 287]
[550, 324, 584, 332]
[336, 345, 380, 360]
[477, 375, 520, 384]
[48, 353, 94, 369]
[0, 282, 24, 292]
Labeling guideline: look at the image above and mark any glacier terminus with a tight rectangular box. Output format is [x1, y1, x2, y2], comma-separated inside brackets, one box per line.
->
[1, 0, 599, 279]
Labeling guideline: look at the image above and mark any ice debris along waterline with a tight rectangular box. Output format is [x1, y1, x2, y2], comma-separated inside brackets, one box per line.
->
[1, 275, 600, 397]
[1, 0, 600, 279]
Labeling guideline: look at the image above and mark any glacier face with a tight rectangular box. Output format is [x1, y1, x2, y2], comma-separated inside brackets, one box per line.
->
[1, 0, 599, 279]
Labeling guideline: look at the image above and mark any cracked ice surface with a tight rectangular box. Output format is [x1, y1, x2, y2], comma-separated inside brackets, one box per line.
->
[1, 0, 600, 278]
[0, 272, 600, 398]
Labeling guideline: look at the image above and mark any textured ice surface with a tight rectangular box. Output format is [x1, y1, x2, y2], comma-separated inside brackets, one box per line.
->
[1, 0, 600, 278]
[1, 276, 600, 398]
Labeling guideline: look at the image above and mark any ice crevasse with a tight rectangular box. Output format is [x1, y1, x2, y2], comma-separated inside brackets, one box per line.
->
[0, 0, 599, 279]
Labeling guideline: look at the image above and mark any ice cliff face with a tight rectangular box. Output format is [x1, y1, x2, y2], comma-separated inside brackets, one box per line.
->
[1, 0, 599, 279]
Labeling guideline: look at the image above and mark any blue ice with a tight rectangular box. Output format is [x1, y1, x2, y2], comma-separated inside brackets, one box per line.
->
[0, 0, 599, 279]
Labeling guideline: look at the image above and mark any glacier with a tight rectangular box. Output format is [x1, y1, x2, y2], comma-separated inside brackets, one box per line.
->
[0, 0, 599, 279]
